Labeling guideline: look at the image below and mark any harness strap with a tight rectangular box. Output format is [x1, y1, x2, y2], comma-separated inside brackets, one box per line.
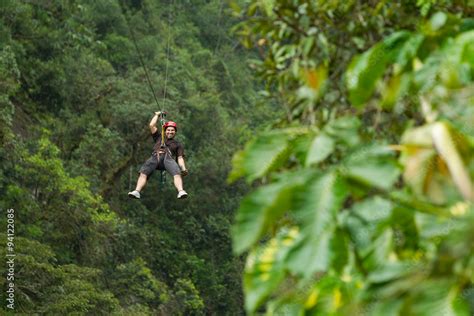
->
[158, 112, 167, 185]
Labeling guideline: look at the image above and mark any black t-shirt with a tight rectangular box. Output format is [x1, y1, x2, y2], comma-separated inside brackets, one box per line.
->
[152, 131, 184, 161]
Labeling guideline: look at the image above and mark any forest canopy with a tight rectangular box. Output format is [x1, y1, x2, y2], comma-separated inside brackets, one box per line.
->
[1, 0, 473, 315]
[0, 0, 276, 314]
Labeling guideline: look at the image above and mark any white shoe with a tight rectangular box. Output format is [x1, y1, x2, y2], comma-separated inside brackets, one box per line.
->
[177, 190, 188, 199]
[128, 190, 141, 199]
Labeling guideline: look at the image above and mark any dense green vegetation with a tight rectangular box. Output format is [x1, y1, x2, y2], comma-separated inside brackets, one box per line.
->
[2, 0, 473, 315]
[0, 0, 276, 314]
[229, 0, 474, 315]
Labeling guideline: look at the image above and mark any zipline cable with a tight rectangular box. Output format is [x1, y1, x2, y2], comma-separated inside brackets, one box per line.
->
[124, 15, 160, 109]
[161, 0, 174, 113]
[121, 0, 174, 112]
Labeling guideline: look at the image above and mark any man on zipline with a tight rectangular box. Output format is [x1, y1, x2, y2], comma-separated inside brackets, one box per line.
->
[128, 111, 188, 199]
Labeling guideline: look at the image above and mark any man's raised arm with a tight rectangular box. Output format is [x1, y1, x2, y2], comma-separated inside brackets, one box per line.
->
[149, 112, 161, 134]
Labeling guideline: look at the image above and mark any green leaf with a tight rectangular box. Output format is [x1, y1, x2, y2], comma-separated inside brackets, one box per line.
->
[362, 229, 394, 271]
[368, 261, 418, 283]
[389, 190, 452, 217]
[346, 42, 388, 107]
[460, 18, 474, 32]
[394, 34, 425, 72]
[346, 159, 400, 190]
[330, 228, 349, 274]
[367, 299, 404, 316]
[343, 146, 401, 190]
[357, 196, 394, 222]
[345, 197, 394, 261]
[457, 30, 474, 68]
[415, 212, 463, 239]
[259, 0, 275, 17]
[305, 133, 335, 166]
[408, 280, 459, 316]
[228, 129, 308, 183]
[292, 133, 316, 166]
[232, 173, 307, 254]
[286, 172, 348, 276]
[266, 301, 304, 316]
[346, 32, 411, 107]
[323, 116, 361, 147]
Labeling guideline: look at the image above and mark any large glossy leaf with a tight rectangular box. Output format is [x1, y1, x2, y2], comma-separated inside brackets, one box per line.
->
[343, 146, 401, 190]
[286, 172, 348, 276]
[228, 131, 290, 183]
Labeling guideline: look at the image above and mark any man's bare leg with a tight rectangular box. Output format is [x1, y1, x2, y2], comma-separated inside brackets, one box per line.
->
[135, 173, 148, 192]
[128, 173, 148, 199]
[173, 175, 183, 191]
[174, 175, 188, 199]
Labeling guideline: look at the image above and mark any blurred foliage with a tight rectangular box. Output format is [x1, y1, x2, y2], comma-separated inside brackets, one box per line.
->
[230, 0, 474, 315]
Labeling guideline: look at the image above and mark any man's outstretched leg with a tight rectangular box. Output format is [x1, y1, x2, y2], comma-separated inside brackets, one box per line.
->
[128, 173, 148, 199]
[128, 154, 158, 199]
[164, 155, 188, 199]
[173, 175, 188, 199]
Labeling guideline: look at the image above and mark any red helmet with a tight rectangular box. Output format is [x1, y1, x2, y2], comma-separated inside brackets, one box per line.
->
[163, 121, 177, 131]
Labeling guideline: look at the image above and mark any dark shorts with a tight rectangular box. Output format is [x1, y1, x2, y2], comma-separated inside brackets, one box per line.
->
[139, 153, 181, 177]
